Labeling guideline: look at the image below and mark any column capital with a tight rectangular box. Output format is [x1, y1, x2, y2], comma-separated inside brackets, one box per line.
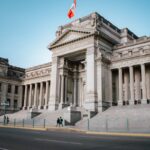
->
[86, 46, 96, 55]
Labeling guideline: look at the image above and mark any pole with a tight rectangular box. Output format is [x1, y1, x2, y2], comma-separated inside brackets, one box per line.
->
[43, 119, 46, 128]
[106, 118, 108, 132]
[14, 119, 16, 127]
[33, 119, 34, 128]
[23, 119, 24, 127]
[127, 118, 129, 132]
[3, 99, 6, 125]
[87, 119, 90, 130]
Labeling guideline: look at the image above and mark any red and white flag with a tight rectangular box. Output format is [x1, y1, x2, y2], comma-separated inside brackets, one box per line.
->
[68, 0, 76, 19]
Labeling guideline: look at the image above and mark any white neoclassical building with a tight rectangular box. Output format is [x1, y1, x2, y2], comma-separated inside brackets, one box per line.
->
[0, 12, 150, 115]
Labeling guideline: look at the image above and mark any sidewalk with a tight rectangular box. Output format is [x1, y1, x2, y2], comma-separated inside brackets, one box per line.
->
[1, 124, 150, 138]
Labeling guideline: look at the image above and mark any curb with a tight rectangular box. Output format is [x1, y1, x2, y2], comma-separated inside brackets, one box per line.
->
[1, 125, 150, 138]
[86, 131, 150, 138]
[0, 125, 47, 131]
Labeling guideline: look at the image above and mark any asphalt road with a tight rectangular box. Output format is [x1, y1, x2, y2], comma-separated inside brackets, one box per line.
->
[0, 127, 150, 150]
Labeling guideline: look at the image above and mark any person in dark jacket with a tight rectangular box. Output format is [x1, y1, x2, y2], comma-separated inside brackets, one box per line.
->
[59, 117, 63, 127]
[56, 117, 60, 127]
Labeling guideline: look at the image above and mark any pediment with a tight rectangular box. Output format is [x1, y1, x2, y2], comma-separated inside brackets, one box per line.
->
[49, 28, 93, 49]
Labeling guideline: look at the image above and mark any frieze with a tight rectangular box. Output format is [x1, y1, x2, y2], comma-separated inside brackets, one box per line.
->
[25, 68, 51, 79]
[112, 45, 150, 61]
[111, 55, 150, 69]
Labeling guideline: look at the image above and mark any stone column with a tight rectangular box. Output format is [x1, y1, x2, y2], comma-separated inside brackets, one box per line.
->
[60, 75, 64, 106]
[38, 82, 43, 109]
[1, 82, 7, 110]
[79, 78, 82, 107]
[129, 66, 135, 105]
[65, 76, 68, 105]
[11, 85, 15, 110]
[135, 69, 141, 101]
[73, 78, 77, 107]
[124, 71, 129, 102]
[58, 76, 61, 103]
[33, 83, 37, 108]
[96, 58, 102, 112]
[141, 64, 147, 104]
[28, 84, 32, 109]
[109, 70, 112, 106]
[18, 85, 23, 109]
[118, 68, 123, 105]
[146, 68, 150, 99]
[44, 81, 49, 109]
[85, 46, 97, 111]
[49, 56, 59, 111]
[23, 85, 27, 110]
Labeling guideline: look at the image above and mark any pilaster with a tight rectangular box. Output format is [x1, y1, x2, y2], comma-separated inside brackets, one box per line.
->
[141, 64, 147, 104]
[129, 66, 135, 105]
[44, 81, 49, 109]
[23, 85, 27, 110]
[118, 68, 123, 105]
[48, 56, 59, 111]
[84, 46, 97, 111]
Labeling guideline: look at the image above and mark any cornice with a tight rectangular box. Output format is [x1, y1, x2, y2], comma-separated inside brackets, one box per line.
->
[113, 36, 150, 50]
[50, 33, 95, 50]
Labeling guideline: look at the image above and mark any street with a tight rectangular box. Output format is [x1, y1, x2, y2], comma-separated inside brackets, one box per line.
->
[0, 127, 150, 150]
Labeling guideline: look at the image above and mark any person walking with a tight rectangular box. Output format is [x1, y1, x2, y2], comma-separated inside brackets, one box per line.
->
[6, 116, 9, 124]
[59, 117, 63, 127]
[56, 117, 60, 127]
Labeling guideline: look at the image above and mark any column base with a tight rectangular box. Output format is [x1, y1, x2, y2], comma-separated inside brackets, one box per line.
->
[129, 100, 135, 105]
[97, 101, 102, 112]
[84, 92, 97, 111]
[48, 103, 58, 111]
[142, 99, 147, 104]
[118, 101, 123, 106]
[32, 105, 37, 109]
[23, 106, 27, 110]
[44, 105, 48, 110]
[38, 106, 42, 109]
[28, 106, 32, 110]
[84, 101, 97, 111]
[58, 103, 63, 110]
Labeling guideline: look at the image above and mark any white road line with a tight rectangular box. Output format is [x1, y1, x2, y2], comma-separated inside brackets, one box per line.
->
[0, 148, 9, 150]
[35, 138, 82, 145]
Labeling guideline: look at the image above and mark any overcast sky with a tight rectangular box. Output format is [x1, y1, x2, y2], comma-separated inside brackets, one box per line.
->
[0, 0, 150, 68]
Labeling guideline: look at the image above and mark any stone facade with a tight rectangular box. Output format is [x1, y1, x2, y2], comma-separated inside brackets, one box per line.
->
[0, 58, 25, 113]
[0, 12, 150, 114]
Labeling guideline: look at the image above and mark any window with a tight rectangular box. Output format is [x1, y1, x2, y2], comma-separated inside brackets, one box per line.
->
[15, 86, 18, 94]
[7, 84, 11, 93]
[6, 99, 10, 107]
[14, 100, 18, 109]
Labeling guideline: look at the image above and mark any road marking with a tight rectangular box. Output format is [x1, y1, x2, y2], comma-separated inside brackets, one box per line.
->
[0, 148, 8, 150]
[35, 138, 82, 145]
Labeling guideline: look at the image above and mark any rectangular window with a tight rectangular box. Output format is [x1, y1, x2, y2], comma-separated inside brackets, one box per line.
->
[15, 86, 18, 94]
[14, 100, 18, 108]
[6, 99, 10, 107]
[7, 84, 11, 93]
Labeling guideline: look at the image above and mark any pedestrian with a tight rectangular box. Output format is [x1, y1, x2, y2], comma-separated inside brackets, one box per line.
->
[56, 117, 60, 127]
[59, 117, 63, 127]
[6, 116, 9, 124]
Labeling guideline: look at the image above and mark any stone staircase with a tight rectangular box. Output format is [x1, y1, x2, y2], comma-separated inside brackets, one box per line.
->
[0, 110, 30, 123]
[75, 104, 150, 132]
